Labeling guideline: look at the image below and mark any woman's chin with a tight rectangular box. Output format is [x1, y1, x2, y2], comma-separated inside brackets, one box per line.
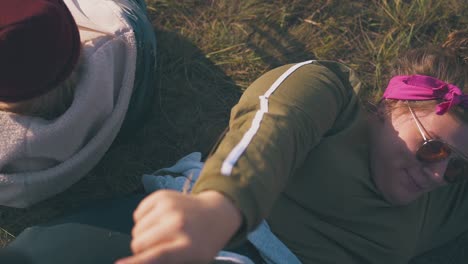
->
[380, 186, 422, 206]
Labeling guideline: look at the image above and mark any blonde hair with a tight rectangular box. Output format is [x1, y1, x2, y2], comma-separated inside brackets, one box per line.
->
[382, 30, 468, 122]
[0, 57, 83, 120]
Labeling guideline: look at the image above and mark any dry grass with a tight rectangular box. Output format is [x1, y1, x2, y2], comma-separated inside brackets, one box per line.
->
[1, 0, 467, 262]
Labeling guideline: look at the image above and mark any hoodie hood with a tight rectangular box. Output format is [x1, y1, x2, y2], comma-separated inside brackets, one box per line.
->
[0, 0, 137, 207]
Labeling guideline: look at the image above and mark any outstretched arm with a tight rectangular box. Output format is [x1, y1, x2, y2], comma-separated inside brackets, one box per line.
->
[117, 190, 241, 264]
[118, 61, 357, 264]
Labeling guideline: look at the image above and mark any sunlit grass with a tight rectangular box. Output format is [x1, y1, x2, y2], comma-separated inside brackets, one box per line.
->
[0, 228, 14, 248]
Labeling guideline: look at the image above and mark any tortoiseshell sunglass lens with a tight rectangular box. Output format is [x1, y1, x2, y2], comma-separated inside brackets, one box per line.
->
[416, 140, 452, 162]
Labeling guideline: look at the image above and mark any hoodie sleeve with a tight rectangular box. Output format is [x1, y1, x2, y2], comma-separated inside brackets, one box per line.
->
[191, 61, 357, 245]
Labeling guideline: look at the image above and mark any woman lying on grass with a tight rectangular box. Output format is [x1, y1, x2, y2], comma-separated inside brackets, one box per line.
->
[0, 0, 156, 208]
[118, 31, 468, 264]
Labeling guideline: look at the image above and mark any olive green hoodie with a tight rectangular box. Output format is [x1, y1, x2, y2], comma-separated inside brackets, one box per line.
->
[193, 61, 468, 263]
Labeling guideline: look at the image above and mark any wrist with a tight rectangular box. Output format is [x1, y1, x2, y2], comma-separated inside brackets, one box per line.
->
[196, 190, 243, 238]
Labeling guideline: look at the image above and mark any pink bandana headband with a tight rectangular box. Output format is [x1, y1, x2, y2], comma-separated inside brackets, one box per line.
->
[382, 75, 468, 115]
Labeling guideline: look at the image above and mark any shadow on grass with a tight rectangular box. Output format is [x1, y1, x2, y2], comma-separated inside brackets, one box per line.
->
[246, 22, 317, 68]
[0, 18, 320, 243]
[0, 29, 241, 239]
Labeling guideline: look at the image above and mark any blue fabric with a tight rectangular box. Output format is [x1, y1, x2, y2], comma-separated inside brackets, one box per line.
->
[142, 152, 204, 193]
[247, 222, 301, 264]
[143, 152, 303, 264]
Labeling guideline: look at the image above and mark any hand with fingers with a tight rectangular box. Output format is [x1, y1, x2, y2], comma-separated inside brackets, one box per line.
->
[116, 190, 243, 264]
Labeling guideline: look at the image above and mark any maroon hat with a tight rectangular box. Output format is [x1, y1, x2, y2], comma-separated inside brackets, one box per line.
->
[0, 0, 81, 102]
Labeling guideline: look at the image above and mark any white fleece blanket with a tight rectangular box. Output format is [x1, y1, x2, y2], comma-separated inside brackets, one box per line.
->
[0, 0, 137, 208]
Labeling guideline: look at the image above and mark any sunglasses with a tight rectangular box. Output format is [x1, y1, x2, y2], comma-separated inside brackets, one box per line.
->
[407, 101, 468, 183]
